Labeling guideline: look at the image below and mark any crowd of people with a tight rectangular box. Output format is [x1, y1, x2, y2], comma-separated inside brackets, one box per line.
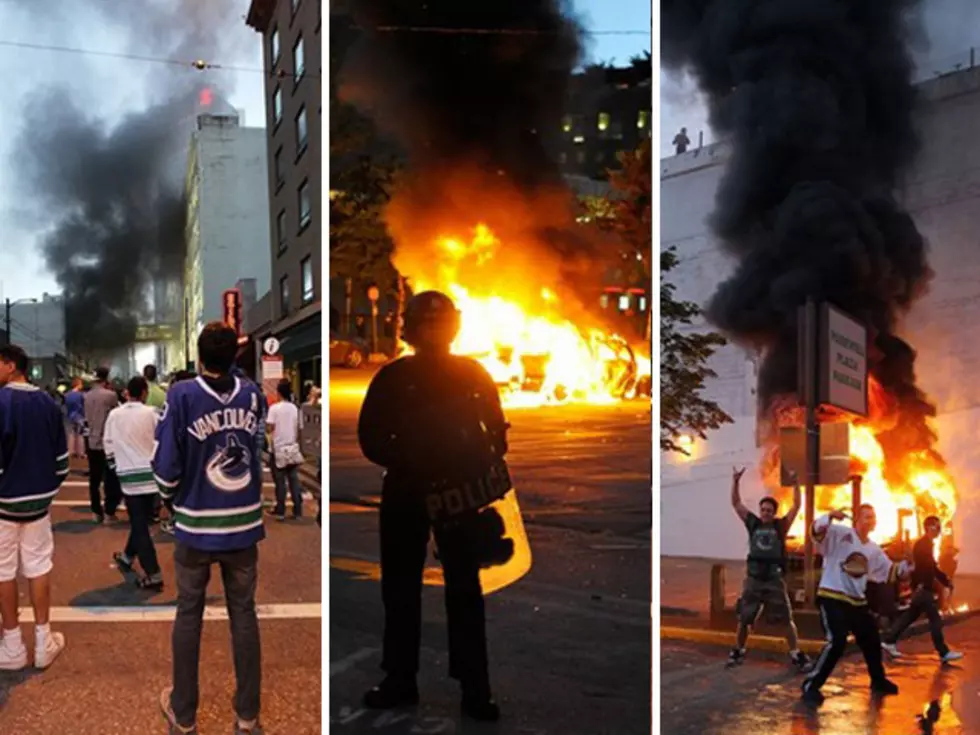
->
[0, 322, 321, 734]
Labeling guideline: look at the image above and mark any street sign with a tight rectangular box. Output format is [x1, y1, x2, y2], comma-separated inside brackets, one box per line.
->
[223, 289, 243, 337]
[263, 337, 281, 355]
[261, 354, 284, 400]
[818, 304, 868, 416]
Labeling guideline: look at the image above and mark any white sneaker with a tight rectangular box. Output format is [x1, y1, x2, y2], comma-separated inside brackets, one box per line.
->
[941, 650, 964, 663]
[0, 640, 28, 671]
[881, 642, 903, 658]
[34, 631, 65, 669]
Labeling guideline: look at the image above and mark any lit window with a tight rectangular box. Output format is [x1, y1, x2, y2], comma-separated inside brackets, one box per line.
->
[561, 115, 572, 133]
[637, 110, 649, 129]
[270, 27, 280, 66]
[573, 135, 585, 144]
[273, 87, 283, 126]
[298, 179, 312, 229]
[294, 36, 305, 81]
[618, 294, 630, 311]
[599, 294, 609, 309]
[639, 297, 647, 312]
[296, 105, 308, 155]
[597, 112, 610, 131]
[280, 276, 290, 316]
[274, 147, 284, 188]
[301, 256, 314, 305]
[276, 210, 287, 252]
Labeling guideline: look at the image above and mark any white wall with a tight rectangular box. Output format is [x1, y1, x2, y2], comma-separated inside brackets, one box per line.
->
[661, 67, 980, 572]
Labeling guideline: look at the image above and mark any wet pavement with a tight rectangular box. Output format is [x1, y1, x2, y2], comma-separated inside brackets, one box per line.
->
[0, 464, 322, 733]
[329, 368, 652, 734]
[661, 617, 980, 734]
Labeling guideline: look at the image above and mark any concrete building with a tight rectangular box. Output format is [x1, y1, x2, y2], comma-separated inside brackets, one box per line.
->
[661, 65, 980, 574]
[548, 61, 653, 180]
[181, 112, 271, 366]
[246, 0, 323, 394]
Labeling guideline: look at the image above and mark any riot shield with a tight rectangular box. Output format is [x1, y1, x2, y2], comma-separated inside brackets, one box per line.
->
[479, 488, 532, 595]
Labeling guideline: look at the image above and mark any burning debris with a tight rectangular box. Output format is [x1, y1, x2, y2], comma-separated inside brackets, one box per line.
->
[8, 0, 247, 355]
[339, 1, 649, 406]
[663, 0, 958, 539]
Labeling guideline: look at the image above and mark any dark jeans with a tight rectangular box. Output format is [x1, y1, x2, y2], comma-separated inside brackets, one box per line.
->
[87, 448, 122, 517]
[803, 597, 886, 694]
[379, 488, 489, 690]
[272, 465, 302, 517]
[884, 586, 949, 655]
[171, 543, 261, 727]
[123, 494, 160, 576]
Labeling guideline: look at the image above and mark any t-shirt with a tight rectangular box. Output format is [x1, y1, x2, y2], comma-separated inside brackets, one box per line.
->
[744, 513, 790, 578]
[146, 382, 167, 410]
[65, 390, 85, 424]
[267, 400, 299, 449]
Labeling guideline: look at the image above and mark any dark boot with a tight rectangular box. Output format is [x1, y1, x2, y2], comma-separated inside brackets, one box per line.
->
[461, 682, 500, 722]
[362, 676, 419, 709]
[871, 678, 899, 695]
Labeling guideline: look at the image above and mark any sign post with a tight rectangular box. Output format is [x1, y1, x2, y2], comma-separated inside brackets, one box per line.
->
[367, 285, 380, 356]
[797, 299, 868, 605]
[260, 336, 283, 401]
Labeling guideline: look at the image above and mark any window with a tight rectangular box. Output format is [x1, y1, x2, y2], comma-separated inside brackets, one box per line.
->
[272, 87, 283, 127]
[301, 256, 314, 305]
[597, 112, 610, 132]
[293, 35, 305, 81]
[637, 110, 649, 129]
[270, 26, 280, 66]
[638, 296, 648, 312]
[298, 179, 311, 230]
[295, 105, 308, 156]
[280, 276, 290, 316]
[618, 294, 630, 311]
[276, 210, 287, 253]
[561, 115, 572, 133]
[599, 294, 609, 309]
[274, 147, 284, 189]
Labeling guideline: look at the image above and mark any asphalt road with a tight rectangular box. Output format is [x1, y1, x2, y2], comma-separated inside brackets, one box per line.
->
[661, 617, 980, 734]
[329, 368, 653, 734]
[0, 464, 322, 734]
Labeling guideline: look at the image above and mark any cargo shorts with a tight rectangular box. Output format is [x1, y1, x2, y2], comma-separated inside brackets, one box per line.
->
[738, 573, 793, 626]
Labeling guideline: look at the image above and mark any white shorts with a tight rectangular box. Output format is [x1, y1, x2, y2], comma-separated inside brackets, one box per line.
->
[0, 516, 54, 582]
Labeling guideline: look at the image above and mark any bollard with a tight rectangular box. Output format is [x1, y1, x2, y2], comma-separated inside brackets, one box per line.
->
[710, 564, 726, 621]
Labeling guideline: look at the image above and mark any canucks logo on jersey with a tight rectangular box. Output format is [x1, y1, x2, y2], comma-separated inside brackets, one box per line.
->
[205, 435, 253, 493]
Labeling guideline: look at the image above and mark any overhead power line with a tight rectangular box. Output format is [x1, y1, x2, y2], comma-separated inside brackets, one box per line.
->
[370, 26, 650, 37]
[0, 38, 321, 80]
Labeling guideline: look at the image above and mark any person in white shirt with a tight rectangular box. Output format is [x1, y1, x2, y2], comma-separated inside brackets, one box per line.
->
[801, 504, 908, 705]
[266, 380, 303, 521]
[104, 376, 163, 590]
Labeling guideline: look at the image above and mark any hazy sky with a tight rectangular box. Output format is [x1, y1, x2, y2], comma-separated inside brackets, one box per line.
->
[660, 0, 980, 159]
[0, 0, 649, 305]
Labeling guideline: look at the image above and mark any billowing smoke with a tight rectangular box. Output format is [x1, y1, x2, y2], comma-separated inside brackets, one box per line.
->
[662, 1, 942, 473]
[338, 1, 612, 315]
[9, 0, 248, 355]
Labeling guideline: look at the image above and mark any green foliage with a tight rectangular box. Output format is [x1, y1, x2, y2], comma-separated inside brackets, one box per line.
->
[660, 248, 733, 453]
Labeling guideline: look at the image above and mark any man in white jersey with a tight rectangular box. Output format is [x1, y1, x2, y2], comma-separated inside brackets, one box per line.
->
[105, 376, 162, 590]
[801, 504, 908, 705]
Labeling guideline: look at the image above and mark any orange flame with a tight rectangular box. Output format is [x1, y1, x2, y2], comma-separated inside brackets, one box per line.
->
[401, 224, 649, 408]
[767, 377, 958, 545]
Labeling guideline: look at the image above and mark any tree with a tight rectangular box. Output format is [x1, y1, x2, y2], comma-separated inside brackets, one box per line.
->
[660, 247, 733, 453]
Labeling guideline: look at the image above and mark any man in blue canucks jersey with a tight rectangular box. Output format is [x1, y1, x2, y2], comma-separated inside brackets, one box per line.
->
[0, 345, 68, 671]
[153, 323, 265, 735]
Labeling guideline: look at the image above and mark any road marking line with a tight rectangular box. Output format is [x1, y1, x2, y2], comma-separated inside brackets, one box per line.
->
[15, 602, 321, 623]
[330, 647, 378, 677]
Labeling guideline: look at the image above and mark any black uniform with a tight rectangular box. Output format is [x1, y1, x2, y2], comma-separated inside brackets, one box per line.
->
[358, 352, 510, 694]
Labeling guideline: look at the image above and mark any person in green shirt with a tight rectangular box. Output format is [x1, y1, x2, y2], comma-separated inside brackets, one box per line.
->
[143, 364, 167, 411]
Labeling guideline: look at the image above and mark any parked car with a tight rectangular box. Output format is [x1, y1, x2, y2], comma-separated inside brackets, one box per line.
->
[330, 333, 368, 368]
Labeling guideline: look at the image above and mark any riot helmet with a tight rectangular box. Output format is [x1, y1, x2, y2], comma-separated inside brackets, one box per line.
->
[403, 290, 460, 351]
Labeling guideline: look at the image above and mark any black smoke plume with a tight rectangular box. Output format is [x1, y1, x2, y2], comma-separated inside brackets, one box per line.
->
[336, 1, 624, 318]
[662, 0, 942, 472]
[9, 0, 248, 356]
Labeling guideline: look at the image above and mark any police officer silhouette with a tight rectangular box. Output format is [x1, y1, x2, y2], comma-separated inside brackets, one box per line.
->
[357, 290, 508, 722]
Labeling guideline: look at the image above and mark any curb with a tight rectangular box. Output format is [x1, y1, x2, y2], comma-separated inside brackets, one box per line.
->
[662, 607, 980, 656]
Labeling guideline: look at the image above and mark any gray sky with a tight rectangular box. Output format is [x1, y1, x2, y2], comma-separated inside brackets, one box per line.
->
[659, 0, 980, 159]
[0, 0, 265, 303]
